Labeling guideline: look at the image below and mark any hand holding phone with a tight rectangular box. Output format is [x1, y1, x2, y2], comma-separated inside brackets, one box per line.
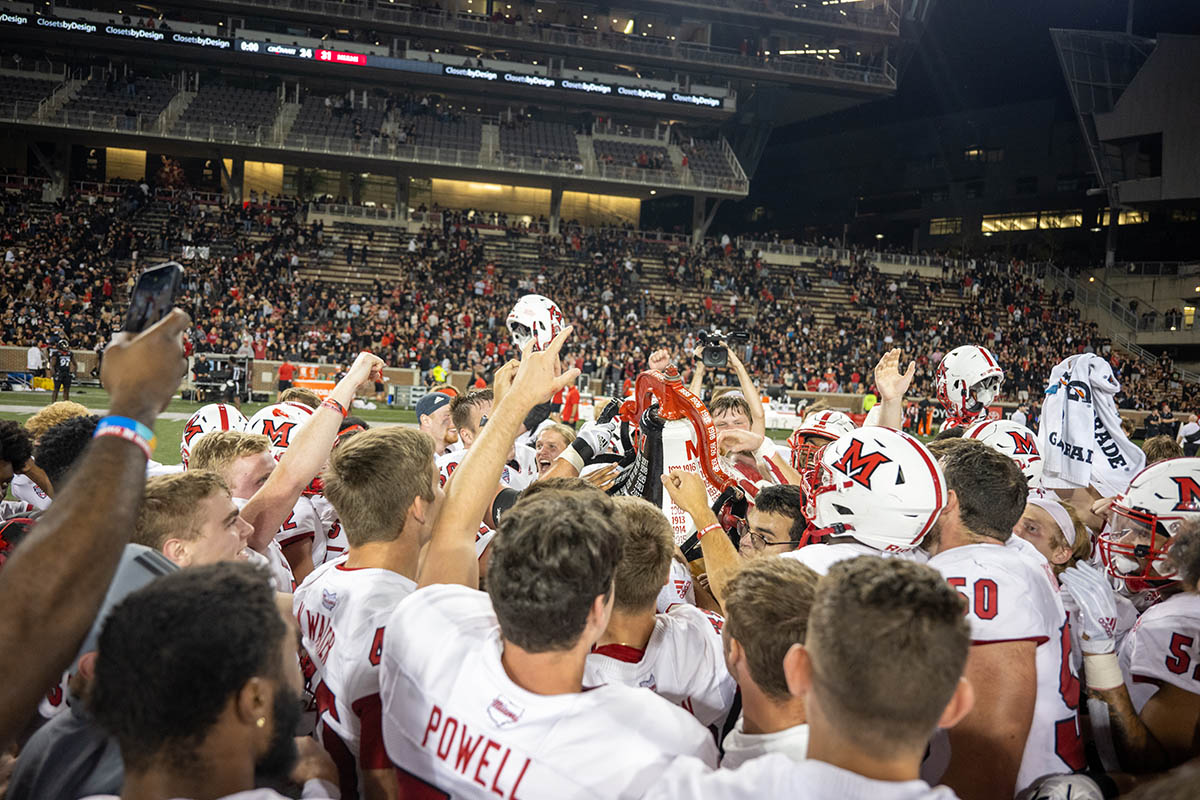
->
[123, 262, 185, 333]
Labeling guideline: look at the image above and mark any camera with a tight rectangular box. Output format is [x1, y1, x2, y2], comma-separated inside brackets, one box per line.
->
[695, 329, 749, 369]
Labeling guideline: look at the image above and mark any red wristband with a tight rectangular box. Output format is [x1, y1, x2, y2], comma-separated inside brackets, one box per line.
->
[322, 398, 348, 418]
[697, 523, 723, 541]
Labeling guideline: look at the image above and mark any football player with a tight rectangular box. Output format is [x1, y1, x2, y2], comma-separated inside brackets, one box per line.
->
[584, 496, 736, 729]
[643, 557, 975, 799]
[934, 345, 1004, 430]
[377, 327, 718, 797]
[781, 427, 947, 576]
[923, 437, 1082, 800]
[962, 418, 1044, 490]
[293, 428, 442, 800]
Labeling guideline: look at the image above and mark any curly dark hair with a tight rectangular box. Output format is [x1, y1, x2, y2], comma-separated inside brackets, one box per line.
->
[90, 563, 286, 771]
[0, 419, 33, 472]
[489, 490, 622, 653]
[34, 415, 99, 488]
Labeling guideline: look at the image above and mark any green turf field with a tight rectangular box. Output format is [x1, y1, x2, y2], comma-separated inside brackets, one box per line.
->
[0, 389, 805, 465]
[0, 389, 419, 465]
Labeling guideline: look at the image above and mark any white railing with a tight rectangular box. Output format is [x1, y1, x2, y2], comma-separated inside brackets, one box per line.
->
[309, 202, 397, 221]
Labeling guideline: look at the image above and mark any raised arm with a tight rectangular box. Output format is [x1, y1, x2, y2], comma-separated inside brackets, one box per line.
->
[866, 348, 915, 429]
[725, 345, 765, 436]
[0, 310, 189, 750]
[241, 351, 384, 551]
[662, 469, 740, 608]
[419, 330, 580, 589]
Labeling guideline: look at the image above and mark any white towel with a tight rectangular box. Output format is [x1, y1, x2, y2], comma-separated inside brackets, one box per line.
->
[1038, 354, 1144, 497]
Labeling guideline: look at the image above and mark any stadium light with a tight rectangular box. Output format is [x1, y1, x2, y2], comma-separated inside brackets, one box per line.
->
[1089, 277, 1095, 282]
[874, 233, 884, 240]
[650, 190, 657, 195]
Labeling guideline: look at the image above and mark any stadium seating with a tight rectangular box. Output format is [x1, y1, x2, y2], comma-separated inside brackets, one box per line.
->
[395, 111, 482, 154]
[285, 95, 388, 148]
[0, 75, 62, 118]
[593, 140, 674, 174]
[498, 121, 581, 162]
[680, 140, 736, 180]
[173, 86, 280, 139]
[58, 75, 176, 124]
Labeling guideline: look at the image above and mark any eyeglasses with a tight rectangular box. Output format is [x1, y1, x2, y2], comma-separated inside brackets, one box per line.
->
[735, 518, 803, 551]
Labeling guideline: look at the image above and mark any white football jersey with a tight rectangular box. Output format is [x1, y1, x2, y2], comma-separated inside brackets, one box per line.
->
[81, 785, 336, 800]
[437, 447, 536, 491]
[1119, 592, 1200, 713]
[274, 496, 329, 566]
[721, 719, 808, 770]
[780, 541, 929, 576]
[308, 494, 347, 565]
[927, 539, 1084, 791]
[294, 557, 417, 796]
[656, 558, 696, 613]
[10, 474, 51, 511]
[231, 497, 296, 592]
[584, 604, 735, 727]
[645, 753, 960, 800]
[379, 585, 718, 799]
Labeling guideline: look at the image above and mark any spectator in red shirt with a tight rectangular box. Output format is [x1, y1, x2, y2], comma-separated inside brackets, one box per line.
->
[561, 384, 581, 429]
[277, 360, 295, 401]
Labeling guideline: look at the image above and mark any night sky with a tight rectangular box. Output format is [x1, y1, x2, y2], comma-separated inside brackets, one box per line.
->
[773, 0, 1200, 142]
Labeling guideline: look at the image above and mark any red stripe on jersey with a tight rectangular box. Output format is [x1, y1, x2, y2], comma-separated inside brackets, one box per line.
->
[904, 436, 945, 544]
[591, 643, 646, 663]
[353, 692, 389, 769]
[970, 636, 1050, 647]
[335, 563, 370, 571]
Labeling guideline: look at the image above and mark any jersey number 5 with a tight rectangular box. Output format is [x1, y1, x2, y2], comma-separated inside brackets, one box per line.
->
[946, 577, 998, 620]
[1165, 632, 1200, 679]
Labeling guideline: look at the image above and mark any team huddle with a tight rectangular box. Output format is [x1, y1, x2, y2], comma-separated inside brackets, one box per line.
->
[4, 293, 1199, 800]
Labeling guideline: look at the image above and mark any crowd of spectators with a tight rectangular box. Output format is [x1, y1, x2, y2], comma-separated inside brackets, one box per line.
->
[0, 182, 1194, 411]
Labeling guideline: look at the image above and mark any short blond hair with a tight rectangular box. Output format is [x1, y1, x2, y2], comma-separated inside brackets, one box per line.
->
[1143, 435, 1183, 464]
[190, 431, 272, 479]
[539, 423, 577, 447]
[610, 496, 675, 613]
[279, 387, 321, 409]
[25, 401, 90, 441]
[322, 427, 435, 546]
[134, 471, 230, 552]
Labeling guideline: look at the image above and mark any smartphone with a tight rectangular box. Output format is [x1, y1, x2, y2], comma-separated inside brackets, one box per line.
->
[123, 262, 184, 333]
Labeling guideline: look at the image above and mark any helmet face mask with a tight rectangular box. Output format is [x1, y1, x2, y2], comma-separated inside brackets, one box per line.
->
[788, 410, 857, 473]
[936, 346, 1004, 422]
[1097, 457, 1200, 592]
[506, 294, 564, 353]
[1099, 504, 1181, 590]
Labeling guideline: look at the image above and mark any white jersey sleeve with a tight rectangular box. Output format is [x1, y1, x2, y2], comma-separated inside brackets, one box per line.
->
[10, 474, 51, 511]
[380, 584, 717, 799]
[927, 541, 1085, 791]
[584, 604, 735, 727]
[294, 558, 417, 795]
[1120, 593, 1200, 712]
[274, 496, 324, 564]
[0, 500, 35, 520]
[645, 753, 961, 800]
[308, 494, 346, 565]
[656, 558, 696, 612]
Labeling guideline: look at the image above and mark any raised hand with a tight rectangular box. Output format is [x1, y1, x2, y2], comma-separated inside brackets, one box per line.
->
[873, 347, 916, 402]
[102, 309, 191, 424]
[661, 469, 713, 518]
[648, 348, 672, 372]
[509, 326, 581, 409]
